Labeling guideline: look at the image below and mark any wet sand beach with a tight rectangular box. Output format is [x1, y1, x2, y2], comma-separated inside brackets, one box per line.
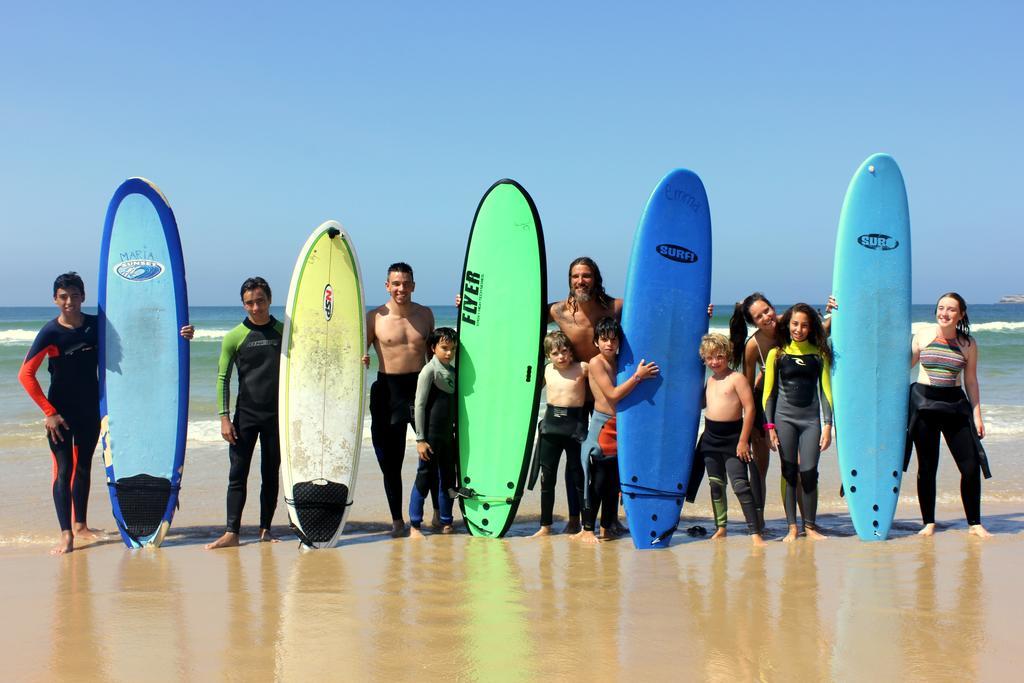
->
[2, 440, 1023, 681]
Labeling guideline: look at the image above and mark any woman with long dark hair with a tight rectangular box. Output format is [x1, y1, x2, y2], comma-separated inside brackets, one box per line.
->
[762, 303, 834, 541]
[909, 292, 990, 537]
[728, 293, 777, 530]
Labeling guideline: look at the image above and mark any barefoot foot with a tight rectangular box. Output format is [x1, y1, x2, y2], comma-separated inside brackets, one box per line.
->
[205, 532, 240, 550]
[573, 529, 602, 544]
[51, 531, 74, 555]
[804, 525, 827, 541]
[440, 524, 455, 535]
[710, 527, 727, 540]
[71, 525, 105, 543]
[968, 524, 992, 538]
[259, 528, 280, 543]
[409, 525, 425, 539]
[918, 523, 936, 537]
[531, 525, 552, 538]
[782, 525, 799, 543]
[751, 533, 767, 548]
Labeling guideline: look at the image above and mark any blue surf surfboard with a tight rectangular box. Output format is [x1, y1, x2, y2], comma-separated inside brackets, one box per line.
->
[618, 169, 712, 549]
[98, 178, 189, 548]
[831, 154, 911, 541]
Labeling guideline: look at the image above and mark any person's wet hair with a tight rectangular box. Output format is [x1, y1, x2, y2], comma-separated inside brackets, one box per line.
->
[776, 303, 832, 364]
[593, 316, 621, 343]
[543, 330, 573, 357]
[428, 326, 457, 351]
[567, 256, 613, 314]
[728, 292, 773, 368]
[936, 291, 972, 344]
[387, 262, 414, 280]
[53, 272, 85, 297]
[240, 276, 271, 301]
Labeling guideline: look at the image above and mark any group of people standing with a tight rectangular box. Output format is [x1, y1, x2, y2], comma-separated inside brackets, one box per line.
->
[19, 260, 992, 555]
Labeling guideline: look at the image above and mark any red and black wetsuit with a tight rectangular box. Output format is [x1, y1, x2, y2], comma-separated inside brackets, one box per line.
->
[18, 315, 100, 531]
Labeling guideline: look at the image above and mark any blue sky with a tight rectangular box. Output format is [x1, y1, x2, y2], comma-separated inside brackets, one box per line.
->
[1, 3, 1020, 306]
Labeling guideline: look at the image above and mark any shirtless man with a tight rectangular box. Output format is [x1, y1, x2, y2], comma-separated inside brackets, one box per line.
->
[547, 257, 623, 363]
[364, 263, 434, 538]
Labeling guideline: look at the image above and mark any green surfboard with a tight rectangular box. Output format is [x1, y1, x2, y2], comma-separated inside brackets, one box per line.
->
[457, 179, 547, 537]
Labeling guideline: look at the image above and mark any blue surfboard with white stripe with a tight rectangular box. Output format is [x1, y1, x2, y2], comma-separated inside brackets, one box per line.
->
[617, 169, 712, 549]
[831, 154, 911, 541]
[98, 178, 189, 548]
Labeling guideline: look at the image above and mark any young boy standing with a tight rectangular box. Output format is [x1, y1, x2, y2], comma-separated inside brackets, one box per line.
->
[576, 317, 658, 544]
[532, 331, 588, 537]
[409, 328, 458, 537]
[699, 333, 765, 547]
[20, 272, 193, 555]
[207, 277, 283, 550]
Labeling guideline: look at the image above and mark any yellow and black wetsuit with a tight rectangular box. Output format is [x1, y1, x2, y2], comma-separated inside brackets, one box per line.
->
[763, 340, 833, 528]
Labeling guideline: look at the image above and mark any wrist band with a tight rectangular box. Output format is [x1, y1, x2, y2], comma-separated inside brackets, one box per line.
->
[763, 422, 776, 430]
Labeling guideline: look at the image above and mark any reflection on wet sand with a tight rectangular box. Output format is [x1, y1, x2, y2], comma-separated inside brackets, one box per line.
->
[456, 539, 532, 680]
[222, 545, 281, 678]
[769, 542, 827, 680]
[833, 544, 902, 680]
[619, 543, 688, 671]
[13, 525, 1021, 680]
[905, 540, 983, 680]
[699, 544, 773, 679]
[109, 550, 189, 676]
[49, 551, 108, 681]
[275, 547, 365, 679]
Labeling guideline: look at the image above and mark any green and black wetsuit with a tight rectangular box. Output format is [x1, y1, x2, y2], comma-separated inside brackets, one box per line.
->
[217, 316, 283, 533]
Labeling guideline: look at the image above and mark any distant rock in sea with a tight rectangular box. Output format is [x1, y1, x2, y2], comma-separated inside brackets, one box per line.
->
[997, 294, 1024, 304]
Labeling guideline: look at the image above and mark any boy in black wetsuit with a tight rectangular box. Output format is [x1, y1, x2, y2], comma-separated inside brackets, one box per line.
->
[19, 272, 193, 555]
[206, 277, 283, 550]
[698, 334, 765, 547]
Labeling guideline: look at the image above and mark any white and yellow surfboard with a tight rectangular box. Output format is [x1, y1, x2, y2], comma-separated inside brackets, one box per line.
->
[279, 221, 365, 548]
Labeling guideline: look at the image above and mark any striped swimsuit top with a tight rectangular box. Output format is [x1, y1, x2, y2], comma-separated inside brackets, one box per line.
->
[920, 335, 966, 387]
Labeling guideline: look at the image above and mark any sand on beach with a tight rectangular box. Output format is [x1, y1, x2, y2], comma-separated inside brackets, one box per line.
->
[2, 438, 1024, 681]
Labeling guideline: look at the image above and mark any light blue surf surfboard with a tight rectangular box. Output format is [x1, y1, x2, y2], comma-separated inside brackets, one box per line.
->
[98, 178, 189, 548]
[831, 153, 911, 541]
[618, 169, 712, 549]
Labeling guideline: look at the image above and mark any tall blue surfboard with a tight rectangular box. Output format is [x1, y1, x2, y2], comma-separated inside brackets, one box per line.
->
[831, 154, 911, 541]
[618, 169, 711, 549]
[98, 178, 189, 548]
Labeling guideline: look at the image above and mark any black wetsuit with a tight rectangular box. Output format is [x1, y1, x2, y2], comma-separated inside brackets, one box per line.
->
[536, 404, 586, 527]
[217, 317, 283, 533]
[19, 316, 100, 531]
[371, 371, 419, 521]
[700, 418, 762, 533]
